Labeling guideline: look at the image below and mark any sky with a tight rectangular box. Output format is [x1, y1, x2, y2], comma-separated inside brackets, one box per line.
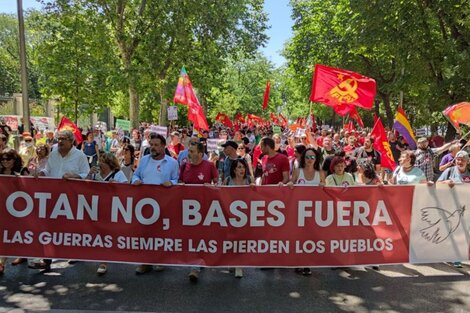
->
[0, 0, 294, 67]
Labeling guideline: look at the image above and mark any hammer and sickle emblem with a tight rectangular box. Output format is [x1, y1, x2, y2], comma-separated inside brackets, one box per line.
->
[329, 78, 359, 103]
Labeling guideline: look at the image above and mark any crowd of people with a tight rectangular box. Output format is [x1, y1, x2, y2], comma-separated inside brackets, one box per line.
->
[1, 118, 469, 280]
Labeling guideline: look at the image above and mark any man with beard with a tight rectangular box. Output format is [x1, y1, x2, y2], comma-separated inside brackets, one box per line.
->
[132, 133, 179, 275]
[437, 150, 470, 185]
[352, 136, 381, 172]
[33, 130, 90, 272]
[179, 141, 218, 283]
[132, 133, 179, 186]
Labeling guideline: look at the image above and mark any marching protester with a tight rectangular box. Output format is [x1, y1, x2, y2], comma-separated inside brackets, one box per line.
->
[82, 131, 100, 167]
[325, 156, 356, 187]
[438, 143, 461, 172]
[287, 147, 321, 276]
[352, 136, 381, 172]
[414, 136, 457, 181]
[220, 140, 240, 182]
[390, 150, 427, 185]
[0, 149, 30, 272]
[19, 132, 36, 167]
[356, 159, 382, 185]
[132, 133, 179, 275]
[288, 148, 322, 187]
[120, 144, 135, 183]
[87, 152, 128, 275]
[236, 142, 255, 181]
[224, 158, 255, 278]
[32, 130, 90, 272]
[28, 144, 49, 175]
[179, 141, 218, 282]
[260, 137, 290, 185]
[437, 150, 470, 186]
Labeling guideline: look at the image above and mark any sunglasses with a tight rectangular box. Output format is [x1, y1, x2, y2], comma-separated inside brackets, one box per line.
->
[25, 139, 32, 142]
[1, 157, 13, 161]
[305, 155, 316, 160]
[237, 147, 245, 150]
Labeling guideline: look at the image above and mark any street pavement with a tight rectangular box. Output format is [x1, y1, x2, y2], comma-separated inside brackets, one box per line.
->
[1, 260, 470, 313]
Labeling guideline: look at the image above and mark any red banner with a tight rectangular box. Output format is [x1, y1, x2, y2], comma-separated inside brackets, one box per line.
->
[0, 176, 414, 267]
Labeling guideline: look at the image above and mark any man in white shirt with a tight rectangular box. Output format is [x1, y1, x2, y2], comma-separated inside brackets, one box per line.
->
[35, 130, 90, 272]
[41, 130, 90, 179]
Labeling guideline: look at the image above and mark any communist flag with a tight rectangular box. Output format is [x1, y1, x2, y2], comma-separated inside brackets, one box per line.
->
[310, 64, 376, 116]
[262, 80, 271, 110]
[58, 116, 82, 144]
[215, 113, 233, 128]
[349, 107, 364, 128]
[443, 102, 470, 132]
[371, 117, 396, 170]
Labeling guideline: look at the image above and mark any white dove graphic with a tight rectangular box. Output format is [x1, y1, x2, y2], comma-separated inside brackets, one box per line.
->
[420, 205, 465, 244]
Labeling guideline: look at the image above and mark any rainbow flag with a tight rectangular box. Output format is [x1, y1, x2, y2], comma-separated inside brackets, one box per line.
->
[393, 106, 416, 150]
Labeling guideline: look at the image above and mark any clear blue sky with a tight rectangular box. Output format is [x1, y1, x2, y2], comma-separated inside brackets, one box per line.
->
[0, 0, 293, 67]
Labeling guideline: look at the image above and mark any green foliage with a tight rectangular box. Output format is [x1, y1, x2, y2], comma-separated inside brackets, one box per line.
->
[284, 0, 470, 134]
[205, 52, 280, 121]
[31, 2, 118, 120]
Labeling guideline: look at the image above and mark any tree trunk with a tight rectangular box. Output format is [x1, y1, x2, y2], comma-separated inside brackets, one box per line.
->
[159, 97, 168, 126]
[128, 82, 139, 128]
[380, 92, 394, 128]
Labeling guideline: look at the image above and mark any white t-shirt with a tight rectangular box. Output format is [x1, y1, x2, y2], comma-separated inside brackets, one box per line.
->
[296, 168, 321, 185]
[393, 166, 426, 185]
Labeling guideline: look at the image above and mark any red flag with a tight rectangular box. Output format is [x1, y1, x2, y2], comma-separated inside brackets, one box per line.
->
[188, 102, 209, 131]
[234, 113, 245, 124]
[310, 64, 376, 116]
[279, 113, 288, 127]
[270, 112, 279, 125]
[215, 113, 233, 128]
[57, 116, 82, 144]
[349, 107, 364, 128]
[173, 67, 208, 130]
[371, 118, 396, 170]
[262, 80, 271, 110]
[443, 102, 470, 132]
[247, 113, 262, 122]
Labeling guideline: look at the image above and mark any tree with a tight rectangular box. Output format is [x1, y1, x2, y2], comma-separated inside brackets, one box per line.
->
[33, 2, 118, 122]
[284, 0, 470, 135]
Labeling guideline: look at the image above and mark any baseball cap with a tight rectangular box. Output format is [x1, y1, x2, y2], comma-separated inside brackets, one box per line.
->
[417, 137, 428, 143]
[455, 150, 469, 159]
[221, 140, 238, 150]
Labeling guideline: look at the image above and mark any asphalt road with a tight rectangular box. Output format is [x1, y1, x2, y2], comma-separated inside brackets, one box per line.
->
[1, 260, 470, 313]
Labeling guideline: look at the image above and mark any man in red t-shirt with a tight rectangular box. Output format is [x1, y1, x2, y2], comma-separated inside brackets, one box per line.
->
[179, 141, 217, 283]
[180, 141, 218, 185]
[260, 137, 290, 185]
